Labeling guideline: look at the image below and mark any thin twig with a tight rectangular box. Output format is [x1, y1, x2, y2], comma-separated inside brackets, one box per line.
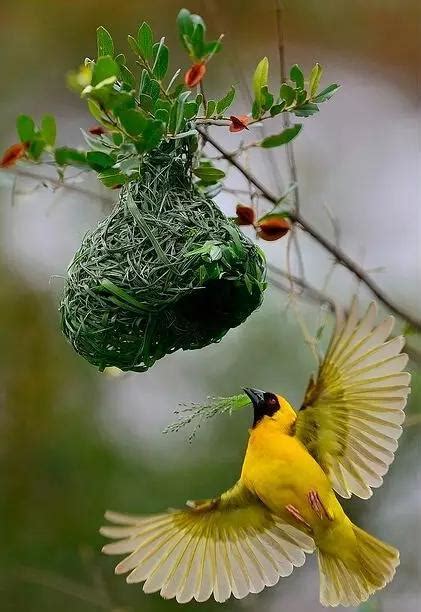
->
[5, 168, 112, 205]
[198, 127, 421, 332]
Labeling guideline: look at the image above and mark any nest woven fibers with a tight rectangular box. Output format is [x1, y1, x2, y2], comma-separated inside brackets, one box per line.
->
[60, 141, 267, 372]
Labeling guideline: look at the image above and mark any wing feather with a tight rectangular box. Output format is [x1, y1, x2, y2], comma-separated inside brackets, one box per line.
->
[101, 482, 315, 603]
[295, 299, 410, 499]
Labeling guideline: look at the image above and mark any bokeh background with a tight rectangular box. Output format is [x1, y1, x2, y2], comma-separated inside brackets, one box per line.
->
[0, 1, 420, 611]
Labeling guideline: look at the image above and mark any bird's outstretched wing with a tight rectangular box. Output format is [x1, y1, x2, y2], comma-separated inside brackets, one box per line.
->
[295, 300, 410, 499]
[100, 481, 314, 603]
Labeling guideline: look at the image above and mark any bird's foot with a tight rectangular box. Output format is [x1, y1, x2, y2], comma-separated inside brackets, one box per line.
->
[285, 504, 312, 529]
[308, 490, 333, 521]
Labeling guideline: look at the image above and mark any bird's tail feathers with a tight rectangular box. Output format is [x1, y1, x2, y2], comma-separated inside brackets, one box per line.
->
[318, 523, 399, 607]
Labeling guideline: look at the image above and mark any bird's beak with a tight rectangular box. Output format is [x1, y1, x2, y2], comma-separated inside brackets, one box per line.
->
[243, 387, 265, 408]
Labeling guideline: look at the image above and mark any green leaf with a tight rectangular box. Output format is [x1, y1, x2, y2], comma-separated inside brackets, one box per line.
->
[261, 86, 274, 112]
[260, 124, 302, 148]
[184, 101, 199, 120]
[91, 56, 119, 86]
[118, 108, 147, 136]
[174, 91, 191, 134]
[294, 103, 319, 117]
[152, 40, 169, 80]
[216, 86, 235, 116]
[86, 150, 115, 171]
[205, 100, 216, 118]
[279, 83, 296, 106]
[41, 115, 56, 146]
[137, 22, 153, 60]
[155, 108, 169, 124]
[148, 79, 161, 101]
[119, 65, 136, 89]
[16, 115, 36, 142]
[177, 8, 194, 43]
[191, 23, 205, 59]
[309, 63, 323, 98]
[127, 35, 141, 56]
[87, 99, 103, 121]
[270, 101, 286, 117]
[28, 139, 46, 161]
[139, 94, 154, 113]
[253, 57, 269, 110]
[141, 120, 164, 151]
[193, 166, 225, 184]
[55, 147, 87, 166]
[98, 168, 129, 187]
[313, 83, 340, 103]
[97, 26, 114, 57]
[290, 64, 304, 90]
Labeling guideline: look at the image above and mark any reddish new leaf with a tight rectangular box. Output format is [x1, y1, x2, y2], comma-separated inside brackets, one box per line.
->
[88, 125, 106, 136]
[184, 62, 206, 88]
[0, 142, 28, 168]
[257, 216, 290, 241]
[235, 203, 255, 225]
[229, 115, 250, 133]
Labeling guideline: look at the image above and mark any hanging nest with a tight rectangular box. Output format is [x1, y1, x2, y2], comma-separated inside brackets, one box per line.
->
[60, 140, 266, 372]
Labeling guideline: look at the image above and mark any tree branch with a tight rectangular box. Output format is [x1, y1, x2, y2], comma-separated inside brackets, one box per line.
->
[198, 127, 421, 332]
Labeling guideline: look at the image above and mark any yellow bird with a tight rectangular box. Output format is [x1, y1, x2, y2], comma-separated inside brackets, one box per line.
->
[101, 301, 410, 606]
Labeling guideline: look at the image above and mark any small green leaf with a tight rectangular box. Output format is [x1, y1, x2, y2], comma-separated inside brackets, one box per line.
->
[27, 138, 46, 161]
[216, 86, 235, 116]
[141, 120, 164, 151]
[41, 115, 56, 146]
[127, 34, 141, 56]
[91, 56, 119, 86]
[261, 86, 274, 112]
[280, 83, 296, 106]
[98, 168, 129, 187]
[193, 166, 225, 183]
[148, 79, 161, 102]
[139, 94, 154, 113]
[184, 101, 199, 120]
[55, 147, 87, 166]
[313, 83, 340, 103]
[290, 64, 304, 90]
[270, 101, 286, 117]
[260, 124, 302, 148]
[120, 65, 136, 89]
[177, 8, 194, 42]
[97, 26, 114, 57]
[137, 22, 154, 60]
[205, 100, 216, 118]
[118, 108, 147, 136]
[294, 103, 319, 117]
[16, 115, 36, 142]
[86, 150, 115, 171]
[191, 23, 205, 59]
[87, 99, 103, 121]
[152, 40, 169, 80]
[309, 63, 323, 98]
[174, 91, 191, 134]
[155, 108, 169, 124]
[253, 57, 269, 111]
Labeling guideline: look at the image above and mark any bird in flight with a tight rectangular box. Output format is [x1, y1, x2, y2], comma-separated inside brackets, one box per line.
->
[101, 301, 410, 606]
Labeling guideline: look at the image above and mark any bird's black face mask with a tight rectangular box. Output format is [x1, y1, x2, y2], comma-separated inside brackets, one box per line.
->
[243, 388, 280, 427]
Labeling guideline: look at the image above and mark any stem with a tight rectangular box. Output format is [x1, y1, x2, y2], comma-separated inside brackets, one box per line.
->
[198, 127, 421, 332]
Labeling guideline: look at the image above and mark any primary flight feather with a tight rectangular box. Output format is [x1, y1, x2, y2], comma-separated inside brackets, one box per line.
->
[101, 300, 410, 606]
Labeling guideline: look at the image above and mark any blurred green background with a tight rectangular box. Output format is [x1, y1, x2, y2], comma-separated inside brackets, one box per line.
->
[0, 2, 420, 611]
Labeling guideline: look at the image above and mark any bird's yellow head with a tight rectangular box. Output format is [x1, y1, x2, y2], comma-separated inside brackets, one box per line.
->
[243, 387, 297, 432]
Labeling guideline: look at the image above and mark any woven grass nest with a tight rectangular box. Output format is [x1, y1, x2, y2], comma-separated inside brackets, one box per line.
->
[60, 141, 266, 372]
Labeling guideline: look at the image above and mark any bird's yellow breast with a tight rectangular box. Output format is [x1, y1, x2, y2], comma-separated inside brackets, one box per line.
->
[241, 417, 345, 533]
